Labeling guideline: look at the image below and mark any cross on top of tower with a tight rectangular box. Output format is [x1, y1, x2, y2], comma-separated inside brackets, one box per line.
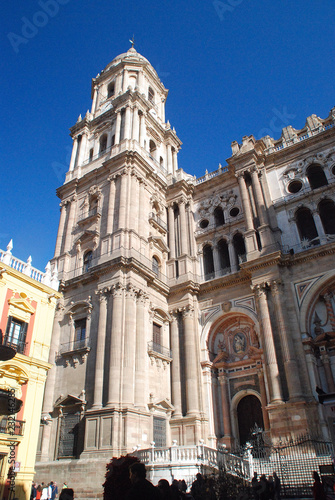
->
[129, 35, 135, 49]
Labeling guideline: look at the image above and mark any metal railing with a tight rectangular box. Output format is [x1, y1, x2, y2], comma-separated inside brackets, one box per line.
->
[59, 337, 90, 355]
[78, 207, 101, 222]
[147, 341, 172, 358]
[0, 416, 25, 436]
[149, 212, 167, 231]
[2, 336, 27, 355]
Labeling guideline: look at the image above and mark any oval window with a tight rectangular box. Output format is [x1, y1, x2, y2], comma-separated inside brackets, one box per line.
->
[230, 207, 240, 217]
[288, 180, 302, 194]
[200, 219, 209, 229]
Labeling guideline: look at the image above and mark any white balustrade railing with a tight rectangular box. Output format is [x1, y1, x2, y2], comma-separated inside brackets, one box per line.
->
[132, 444, 251, 480]
[0, 241, 59, 291]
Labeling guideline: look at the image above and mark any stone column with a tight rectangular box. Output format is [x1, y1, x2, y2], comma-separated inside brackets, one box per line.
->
[40, 302, 64, 461]
[168, 205, 176, 259]
[270, 281, 303, 400]
[115, 111, 121, 145]
[187, 204, 196, 258]
[134, 292, 147, 408]
[173, 149, 178, 173]
[107, 176, 116, 235]
[139, 112, 146, 148]
[323, 293, 335, 330]
[54, 202, 67, 257]
[132, 106, 140, 142]
[122, 69, 128, 92]
[118, 171, 128, 229]
[63, 195, 77, 253]
[251, 167, 267, 226]
[138, 179, 145, 237]
[170, 313, 182, 417]
[167, 145, 173, 174]
[253, 284, 283, 404]
[92, 290, 108, 408]
[236, 173, 253, 231]
[122, 286, 136, 405]
[129, 172, 138, 232]
[179, 200, 188, 255]
[321, 351, 335, 392]
[218, 375, 232, 438]
[228, 240, 237, 272]
[106, 284, 124, 407]
[78, 133, 88, 166]
[183, 307, 199, 415]
[92, 85, 99, 115]
[124, 106, 131, 140]
[213, 243, 220, 276]
[69, 137, 78, 172]
[257, 369, 270, 431]
[313, 211, 326, 241]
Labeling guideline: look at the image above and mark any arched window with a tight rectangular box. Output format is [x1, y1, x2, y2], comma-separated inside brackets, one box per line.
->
[152, 256, 159, 275]
[295, 207, 318, 244]
[233, 233, 246, 269]
[214, 207, 225, 227]
[148, 87, 155, 104]
[107, 82, 115, 98]
[203, 244, 214, 280]
[149, 140, 156, 154]
[83, 251, 93, 272]
[160, 156, 164, 168]
[319, 199, 335, 235]
[99, 134, 107, 154]
[217, 239, 230, 273]
[306, 164, 328, 190]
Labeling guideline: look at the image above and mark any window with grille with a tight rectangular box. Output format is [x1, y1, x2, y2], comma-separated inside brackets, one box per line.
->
[58, 411, 80, 458]
[74, 318, 86, 344]
[153, 417, 166, 447]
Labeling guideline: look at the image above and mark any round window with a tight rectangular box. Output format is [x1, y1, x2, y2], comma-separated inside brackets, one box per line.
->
[229, 207, 240, 217]
[288, 180, 302, 194]
[200, 219, 209, 229]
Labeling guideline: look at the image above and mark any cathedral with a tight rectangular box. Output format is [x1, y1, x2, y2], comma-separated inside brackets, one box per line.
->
[35, 46, 335, 492]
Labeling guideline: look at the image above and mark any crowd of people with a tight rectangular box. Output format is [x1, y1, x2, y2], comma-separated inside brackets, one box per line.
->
[30, 481, 74, 500]
[251, 471, 281, 500]
[30, 466, 330, 500]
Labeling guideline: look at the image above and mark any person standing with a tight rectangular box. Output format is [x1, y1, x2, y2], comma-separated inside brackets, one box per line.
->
[51, 482, 58, 500]
[312, 471, 326, 500]
[125, 462, 160, 500]
[30, 482, 37, 500]
[41, 483, 48, 500]
[273, 471, 281, 500]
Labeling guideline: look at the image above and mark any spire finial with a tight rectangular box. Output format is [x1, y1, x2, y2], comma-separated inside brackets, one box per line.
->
[129, 35, 135, 48]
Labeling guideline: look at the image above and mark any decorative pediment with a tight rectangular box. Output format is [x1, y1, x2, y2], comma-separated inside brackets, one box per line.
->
[148, 235, 169, 253]
[75, 230, 99, 246]
[8, 297, 35, 315]
[54, 394, 86, 407]
[148, 397, 174, 413]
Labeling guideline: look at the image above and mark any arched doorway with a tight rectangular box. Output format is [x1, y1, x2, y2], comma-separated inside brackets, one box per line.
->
[237, 395, 264, 445]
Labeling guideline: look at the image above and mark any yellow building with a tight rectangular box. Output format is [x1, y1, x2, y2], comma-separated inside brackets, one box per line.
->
[0, 240, 61, 500]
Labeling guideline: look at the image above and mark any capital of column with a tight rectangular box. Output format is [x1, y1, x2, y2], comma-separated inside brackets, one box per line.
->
[181, 306, 195, 319]
[108, 174, 117, 183]
[125, 284, 137, 300]
[251, 283, 267, 299]
[95, 288, 109, 303]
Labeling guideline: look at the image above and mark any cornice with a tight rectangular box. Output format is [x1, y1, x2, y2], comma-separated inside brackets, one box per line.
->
[240, 251, 282, 274]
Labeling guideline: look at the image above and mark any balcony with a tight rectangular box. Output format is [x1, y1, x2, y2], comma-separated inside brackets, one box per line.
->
[78, 207, 102, 224]
[58, 338, 90, 367]
[149, 212, 167, 233]
[148, 341, 172, 367]
[0, 416, 25, 436]
[1, 336, 27, 356]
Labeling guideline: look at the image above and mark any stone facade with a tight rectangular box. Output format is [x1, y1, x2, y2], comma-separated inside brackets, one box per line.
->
[35, 47, 335, 493]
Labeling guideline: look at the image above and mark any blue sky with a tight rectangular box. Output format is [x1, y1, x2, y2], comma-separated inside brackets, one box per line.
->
[2, 0, 335, 271]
